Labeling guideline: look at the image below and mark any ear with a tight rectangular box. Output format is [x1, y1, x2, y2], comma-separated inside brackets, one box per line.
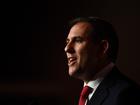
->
[98, 40, 109, 57]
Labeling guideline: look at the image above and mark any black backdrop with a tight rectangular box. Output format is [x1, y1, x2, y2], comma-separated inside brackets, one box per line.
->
[1, 0, 140, 104]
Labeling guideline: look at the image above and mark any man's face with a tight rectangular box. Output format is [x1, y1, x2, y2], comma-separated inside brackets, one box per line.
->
[64, 22, 100, 80]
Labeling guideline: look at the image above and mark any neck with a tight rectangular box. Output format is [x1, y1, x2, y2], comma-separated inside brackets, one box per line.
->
[84, 60, 114, 83]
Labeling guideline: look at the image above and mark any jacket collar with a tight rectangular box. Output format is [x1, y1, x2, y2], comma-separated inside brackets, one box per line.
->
[87, 66, 120, 105]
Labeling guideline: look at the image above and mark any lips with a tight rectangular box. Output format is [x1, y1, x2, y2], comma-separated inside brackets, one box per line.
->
[68, 57, 77, 66]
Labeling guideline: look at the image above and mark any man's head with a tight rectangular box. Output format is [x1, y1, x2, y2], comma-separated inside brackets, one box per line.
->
[64, 17, 119, 81]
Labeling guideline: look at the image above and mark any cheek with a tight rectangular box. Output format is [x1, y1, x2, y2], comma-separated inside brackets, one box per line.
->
[76, 43, 92, 64]
[81, 47, 98, 65]
[78, 47, 89, 64]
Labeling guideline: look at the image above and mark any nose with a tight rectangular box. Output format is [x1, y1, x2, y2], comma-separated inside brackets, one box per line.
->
[64, 42, 75, 53]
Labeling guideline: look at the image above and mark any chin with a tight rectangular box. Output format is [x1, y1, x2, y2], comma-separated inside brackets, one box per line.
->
[68, 67, 78, 76]
[69, 69, 76, 76]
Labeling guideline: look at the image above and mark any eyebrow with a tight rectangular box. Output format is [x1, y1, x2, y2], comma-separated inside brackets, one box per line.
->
[67, 36, 84, 40]
[66, 36, 82, 41]
[66, 36, 86, 43]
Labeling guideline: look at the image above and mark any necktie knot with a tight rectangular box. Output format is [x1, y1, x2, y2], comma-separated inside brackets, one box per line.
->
[81, 86, 93, 98]
[79, 86, 93, 105]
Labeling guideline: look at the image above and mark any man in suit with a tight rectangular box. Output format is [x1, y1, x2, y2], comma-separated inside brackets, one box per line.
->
[64, 17, 140, 105]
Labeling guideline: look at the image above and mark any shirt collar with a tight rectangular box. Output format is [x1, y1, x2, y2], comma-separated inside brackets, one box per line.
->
[84, 78, 103, 89]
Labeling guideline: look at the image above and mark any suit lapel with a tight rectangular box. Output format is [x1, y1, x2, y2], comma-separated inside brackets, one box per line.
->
[87, 66, 119, 105]
[87, 87, 108, 105]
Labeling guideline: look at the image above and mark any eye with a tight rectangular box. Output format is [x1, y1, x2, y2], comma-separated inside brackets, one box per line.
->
[74, 37, 84, 43]
[66, 39, 69, 45]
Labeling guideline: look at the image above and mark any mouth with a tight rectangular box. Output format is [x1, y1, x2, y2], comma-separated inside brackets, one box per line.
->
[68, 57, 77, 66]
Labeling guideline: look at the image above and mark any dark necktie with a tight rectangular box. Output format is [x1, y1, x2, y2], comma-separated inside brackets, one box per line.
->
[78, 86, 93, 105]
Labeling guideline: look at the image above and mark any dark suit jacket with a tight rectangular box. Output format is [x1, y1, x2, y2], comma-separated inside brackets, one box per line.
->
[87, 66, 140, 105]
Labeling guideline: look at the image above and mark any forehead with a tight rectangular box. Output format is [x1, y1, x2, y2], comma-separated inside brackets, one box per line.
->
[67, 22, 93, 38]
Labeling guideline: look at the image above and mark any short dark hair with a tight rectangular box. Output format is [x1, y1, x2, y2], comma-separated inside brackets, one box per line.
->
[69, 17, 119, 63]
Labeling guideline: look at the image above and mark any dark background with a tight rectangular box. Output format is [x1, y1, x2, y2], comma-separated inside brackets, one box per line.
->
[1, 0, 140, 104]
